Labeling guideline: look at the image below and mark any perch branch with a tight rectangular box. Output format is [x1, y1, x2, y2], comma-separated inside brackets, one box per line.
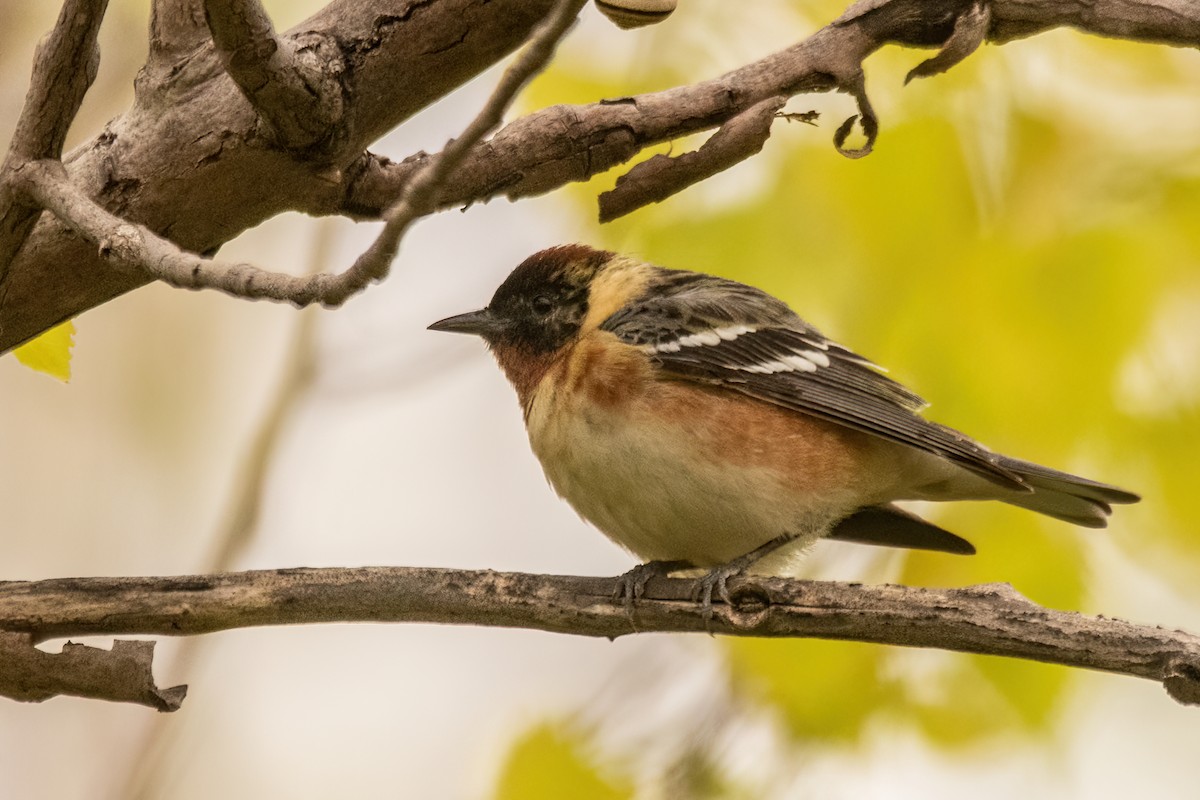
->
[0, 567, 1197, 711]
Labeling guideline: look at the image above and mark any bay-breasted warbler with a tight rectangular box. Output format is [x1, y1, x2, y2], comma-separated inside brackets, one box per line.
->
[430, 245, 1139, 604]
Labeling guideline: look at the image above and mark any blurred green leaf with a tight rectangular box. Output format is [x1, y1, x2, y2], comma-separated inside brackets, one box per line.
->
[523, 7, 1200, 752]
[726, 639, 894, 742]
[493, 723, 633, 800]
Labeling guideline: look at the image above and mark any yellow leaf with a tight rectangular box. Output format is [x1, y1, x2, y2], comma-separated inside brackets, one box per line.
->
[12, 320, 75, 382]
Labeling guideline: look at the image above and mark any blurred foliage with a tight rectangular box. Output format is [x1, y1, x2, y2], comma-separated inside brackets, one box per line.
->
[493, 723, 633, 800]
[726, 639, 893, 742]
[502, 2, 1200, 793]
[13, 320, 74, 382]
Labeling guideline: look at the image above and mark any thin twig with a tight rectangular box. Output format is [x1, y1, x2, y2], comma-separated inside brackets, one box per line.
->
[315, 0, 589, 305]
[13, 159, 333, 304]
[8, 0, 1198, 350]
[11, 0, 586, 310]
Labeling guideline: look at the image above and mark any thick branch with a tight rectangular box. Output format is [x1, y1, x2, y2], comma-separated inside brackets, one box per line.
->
[14, 0, 587, 307]
[0, 0, 564, 351]
[338, 22, 872, 219]
[4, 0, 1199, 351]
[203, 0, 344, 150]
[0, 0, 108, 290]
[0, 568, 1197, 709]
[313, 0, 587, 306]
[337, 0, 1200, 219]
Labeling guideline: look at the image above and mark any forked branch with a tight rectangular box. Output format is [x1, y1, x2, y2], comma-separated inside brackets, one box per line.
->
[4, 0, 1199, 348]
[0, 0, 108, 287]
[202, 0, 344, 150]
[9, 0, 587, 309]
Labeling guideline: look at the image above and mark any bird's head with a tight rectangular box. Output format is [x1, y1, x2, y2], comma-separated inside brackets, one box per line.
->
[428, 244, 616, 354]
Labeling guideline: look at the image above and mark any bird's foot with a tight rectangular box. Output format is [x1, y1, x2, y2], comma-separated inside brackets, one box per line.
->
[690, 534, 797, 622]
[690, 564, 741, 620]
[614, 560, 693, 613]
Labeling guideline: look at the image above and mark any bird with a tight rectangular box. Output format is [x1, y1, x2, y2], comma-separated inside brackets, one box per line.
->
[429, 244, 1139, 608]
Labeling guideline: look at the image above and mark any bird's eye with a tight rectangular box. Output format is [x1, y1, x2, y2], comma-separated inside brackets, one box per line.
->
[531, 295, 554, 316]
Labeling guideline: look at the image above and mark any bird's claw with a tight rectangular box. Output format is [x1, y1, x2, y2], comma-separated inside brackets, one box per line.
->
[613, 560, 692, 614]
[690, 565, 739, 620]
[687, 534, 794, 624]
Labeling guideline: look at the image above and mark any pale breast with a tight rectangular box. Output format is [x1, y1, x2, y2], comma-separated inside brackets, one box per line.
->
[524, 332, 903, 566]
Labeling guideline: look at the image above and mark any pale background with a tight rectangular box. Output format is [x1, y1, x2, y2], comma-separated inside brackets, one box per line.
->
[2, 2, 1198, 798]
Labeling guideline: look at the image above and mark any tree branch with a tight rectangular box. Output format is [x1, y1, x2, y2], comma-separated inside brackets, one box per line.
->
[202, 0, 344, 150]
[312, 0, 588, 306]
[1, 567, 1197, 711]
[0, 0, 565, 351]
[336, 21, 873, 220]
[12, 0, 587, 308]
[985, 0, 1200, 45]
[338, 0, 1200, 219]
[597, 96, 788, 223]
[13, 159, 333, 304]
[0, 633, 186, 711]
[0, 0, 108, 292]
[148, 0, 209, 63]
[3, 0, 1198, 350]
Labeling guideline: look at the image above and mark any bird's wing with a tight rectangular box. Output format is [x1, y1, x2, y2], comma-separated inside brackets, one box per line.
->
[600, 269, 1029, 490]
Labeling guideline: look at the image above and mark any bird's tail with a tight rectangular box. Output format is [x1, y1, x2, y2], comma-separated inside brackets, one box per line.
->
[993, 456, 1140, 528]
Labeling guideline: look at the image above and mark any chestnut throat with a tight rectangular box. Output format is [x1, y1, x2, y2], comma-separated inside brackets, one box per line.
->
[490, 341, 562, 416]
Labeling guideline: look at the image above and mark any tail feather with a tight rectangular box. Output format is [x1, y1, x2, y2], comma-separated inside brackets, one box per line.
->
[994, 456, 1140, 528]
[828, 504, 976, 555]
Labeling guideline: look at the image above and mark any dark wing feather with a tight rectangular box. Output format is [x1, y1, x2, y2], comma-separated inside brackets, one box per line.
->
[601, 268, 1029, 490]
[827, 504, 976, 555]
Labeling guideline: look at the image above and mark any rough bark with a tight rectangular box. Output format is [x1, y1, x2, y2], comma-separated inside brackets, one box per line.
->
[0, 567, 1197, 711]
[0, 0, 561, 350]
[2, 0, 1198, 351]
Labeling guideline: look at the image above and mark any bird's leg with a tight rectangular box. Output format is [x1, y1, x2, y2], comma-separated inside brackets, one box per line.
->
[692, 533, 796, 618]
[614, 559, 694, 611]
